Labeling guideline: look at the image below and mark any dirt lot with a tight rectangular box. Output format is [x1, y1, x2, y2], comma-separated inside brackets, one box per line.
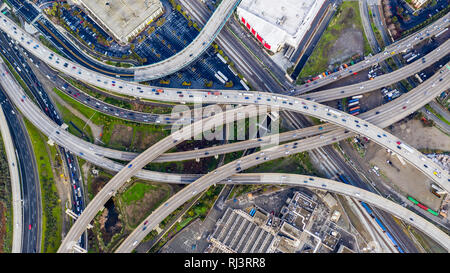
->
[365, 142, 442, 211]
[329, 28, 364, 66]
[388, 119, 450, 151]
[109, 124, 133, 148]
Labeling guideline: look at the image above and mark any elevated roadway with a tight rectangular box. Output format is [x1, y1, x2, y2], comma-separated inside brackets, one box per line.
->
[0, 54, 447, 189]
[0, 88, 40, 253]
[291, 13, 450, 94]
[56, 76, 449, 252]
[0, 11, 448, 104]
[116, 172, 450, 252]
[0, 103, 22, 252]
[27, 0, 240, 81]
[297, 39, 450, 101]
[1, 56, 448, 252]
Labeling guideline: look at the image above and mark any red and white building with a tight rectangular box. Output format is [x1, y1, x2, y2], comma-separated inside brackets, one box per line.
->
[237, 0, 326, 53]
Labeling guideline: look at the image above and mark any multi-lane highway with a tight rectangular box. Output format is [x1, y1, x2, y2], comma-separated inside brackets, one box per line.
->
[0, 102, 22, 252]
[2, 52, 447, 191]
[56, 74, 449, 253]
[2, 53, 449, 252]
[0, 88, 40, 253]
[0, 10, 448, 105]
[291, 13, 450, 94]
[1, 57, 447, 185]
[2, 11, 447, 187]
[0, 32, 89, 249]
[2, 4, 449, 253]
[116, 172, 450, 252]
[10, 0, 240, 81]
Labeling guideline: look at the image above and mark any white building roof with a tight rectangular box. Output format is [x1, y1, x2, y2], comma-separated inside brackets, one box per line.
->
[237, 0, 326, 52]
[75, 0, 163, 42]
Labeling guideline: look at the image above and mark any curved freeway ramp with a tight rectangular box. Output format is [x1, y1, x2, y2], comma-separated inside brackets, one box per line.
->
[116, 172, 450, 253]
[0, 104, 22, 252]
[0, 55, 447, 190]
[0, 10, 449, 93]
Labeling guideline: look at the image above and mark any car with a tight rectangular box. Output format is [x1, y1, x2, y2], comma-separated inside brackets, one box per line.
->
[28, 224, 32, 230]
[144, 220, 148, 225]
[128, 164, 133, 168]
[402, 106, 407, 109]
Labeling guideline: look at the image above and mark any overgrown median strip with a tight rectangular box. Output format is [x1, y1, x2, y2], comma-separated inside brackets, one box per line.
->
[23, 119, 62, 253]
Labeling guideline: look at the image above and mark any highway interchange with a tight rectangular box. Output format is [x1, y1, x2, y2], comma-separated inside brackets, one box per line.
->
[1, 0, 449, 253]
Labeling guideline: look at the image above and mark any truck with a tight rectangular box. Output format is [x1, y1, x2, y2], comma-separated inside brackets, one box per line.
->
[325, 108, 342, 117]
[348, 101, 359, 107]
[406, 54, 418, 63]
[349, 106, 360, 112]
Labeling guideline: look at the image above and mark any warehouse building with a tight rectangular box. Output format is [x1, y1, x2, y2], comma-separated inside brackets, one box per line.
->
[71, 0, 164, 43]
[237, 0, 326, 53]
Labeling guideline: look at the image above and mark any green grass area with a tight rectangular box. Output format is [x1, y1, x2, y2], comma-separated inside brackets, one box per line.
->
[38, 35, 64, 56]
[296, 1, 372, 83]
[105, 60, 133, 68]
[52, 88, 169, 151]
[0, 132, 12, 253]
[62, 76, 174, 112]
[425, 104, 450, 126]
[23, 119, 62, 253]
[246, 152, 318, 176]
[121, 182, 159, 206]
[51, 94, 94, 141]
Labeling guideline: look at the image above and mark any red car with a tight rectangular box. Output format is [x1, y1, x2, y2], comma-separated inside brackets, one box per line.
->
[396, 141, 401, 145]
[28, 224, 32, 230]
[402, 106, 407, 109]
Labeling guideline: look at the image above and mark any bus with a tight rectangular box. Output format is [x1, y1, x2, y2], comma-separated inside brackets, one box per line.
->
[352, 95, 363, 99]
[348, 101, 359, 107]
[406, 54, 418, 63]
[240, 80, 250, 91]
[217, 71, 229, 82]
[435, 27, 448, 38]
[214, 73, 226, 84]
[348, 99, 359, 103]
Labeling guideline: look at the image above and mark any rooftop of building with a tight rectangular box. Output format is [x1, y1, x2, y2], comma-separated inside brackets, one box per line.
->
[77, 0, 163, 42]
[238, 0, 320, 36]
